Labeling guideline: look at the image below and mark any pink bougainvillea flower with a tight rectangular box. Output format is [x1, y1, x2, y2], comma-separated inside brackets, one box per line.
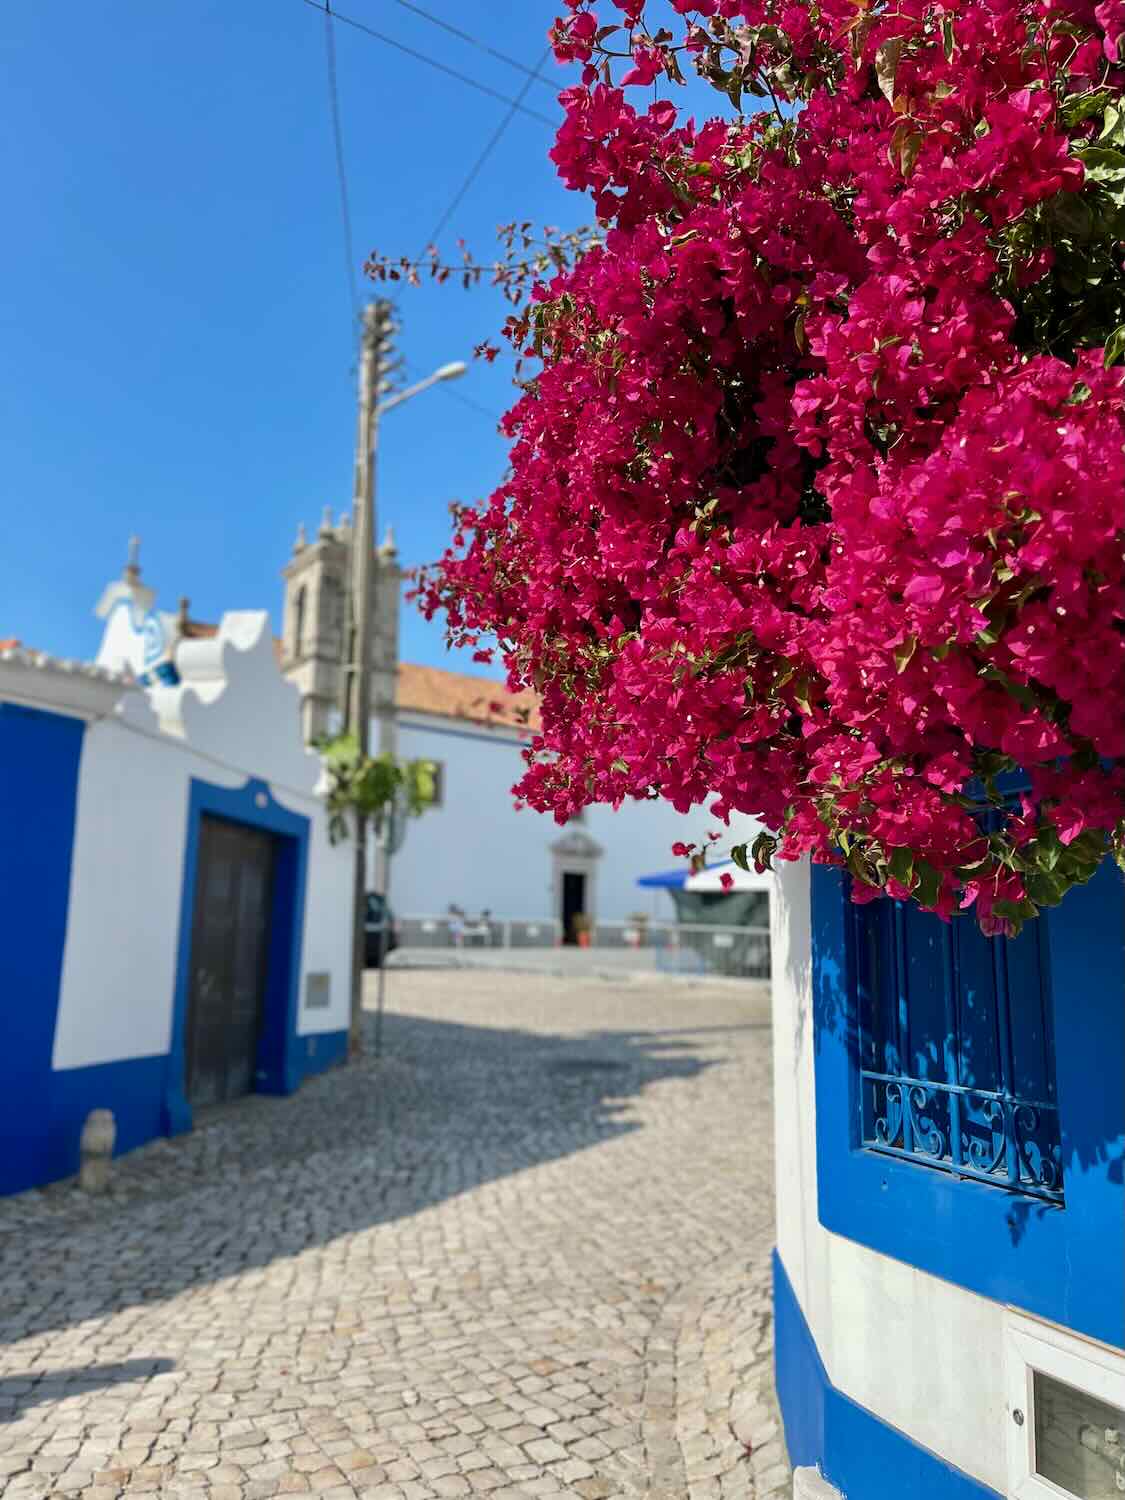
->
[411, 0, 1125, 929]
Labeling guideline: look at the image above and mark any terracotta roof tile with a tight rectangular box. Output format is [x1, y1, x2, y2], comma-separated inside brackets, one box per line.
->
[397, 662, 540, 731]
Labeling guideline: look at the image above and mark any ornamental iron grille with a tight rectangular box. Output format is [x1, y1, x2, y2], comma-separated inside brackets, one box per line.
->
[851, 896, 1064, 1205]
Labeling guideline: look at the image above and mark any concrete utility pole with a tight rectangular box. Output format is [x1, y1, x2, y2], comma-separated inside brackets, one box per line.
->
[344, 300, 393, 1059]
[341, 300, 466, 1060]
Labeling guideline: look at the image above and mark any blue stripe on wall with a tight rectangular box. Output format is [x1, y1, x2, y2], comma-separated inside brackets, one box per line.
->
[0, 704, 86, 1196]
[773, 1250, 999, 1500]
[293, 1028, 348, 1086]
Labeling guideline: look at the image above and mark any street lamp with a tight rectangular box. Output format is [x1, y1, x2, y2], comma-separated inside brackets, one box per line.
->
[345, 301, 466, 1057]
[377, 361, 467, 414]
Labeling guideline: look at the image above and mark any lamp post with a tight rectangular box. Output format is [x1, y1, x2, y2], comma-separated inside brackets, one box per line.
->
[345, 301, 465, 1058]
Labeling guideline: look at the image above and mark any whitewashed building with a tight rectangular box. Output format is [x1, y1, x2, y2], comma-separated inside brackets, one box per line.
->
[0, 553, 352, 1198]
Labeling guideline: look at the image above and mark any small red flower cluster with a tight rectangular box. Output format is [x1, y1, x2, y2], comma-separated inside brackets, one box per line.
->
[420, 0, 1125, 932]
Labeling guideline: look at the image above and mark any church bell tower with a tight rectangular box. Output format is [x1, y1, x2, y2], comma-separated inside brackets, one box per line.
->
[280, 508, 402, 746]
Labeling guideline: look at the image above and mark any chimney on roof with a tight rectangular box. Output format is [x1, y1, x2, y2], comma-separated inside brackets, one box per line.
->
[378, 524, 398, 559]
[124, 536, 142, 585]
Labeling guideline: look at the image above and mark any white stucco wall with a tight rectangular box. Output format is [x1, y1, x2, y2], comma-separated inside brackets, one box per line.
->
[52, 708, 240, 1069]
[392, 713, 765, 922]
[279, 782, 352, 1039]
[50, 614, 352, 1073]
[771, 859, 1010, 1494]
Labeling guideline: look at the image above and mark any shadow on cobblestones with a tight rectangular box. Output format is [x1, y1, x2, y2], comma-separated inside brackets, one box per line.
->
[0, 1009, 761, 1347]
[0, 974, 779, 1500]
[0, 1360, 175, 1423]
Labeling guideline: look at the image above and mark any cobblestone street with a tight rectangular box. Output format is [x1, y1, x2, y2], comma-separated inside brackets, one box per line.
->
[0, 971, 785, 1500]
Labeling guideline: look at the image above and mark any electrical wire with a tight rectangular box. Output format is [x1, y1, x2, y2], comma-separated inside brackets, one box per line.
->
[409, 44, 553, 426]
[300, 0, 556, 127]
[439, 384, 505, 424]
[383, 0, 556, 90]
[322, 2, 362, 328]
[421, 45, 553, 253]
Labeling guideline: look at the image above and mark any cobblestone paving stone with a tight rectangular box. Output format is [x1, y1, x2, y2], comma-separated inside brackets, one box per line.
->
[0, 971, 787, 1500]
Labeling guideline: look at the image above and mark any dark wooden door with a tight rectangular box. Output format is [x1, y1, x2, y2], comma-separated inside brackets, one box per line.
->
[562, 871, 586, 945]
[186, 816, 276, 1107]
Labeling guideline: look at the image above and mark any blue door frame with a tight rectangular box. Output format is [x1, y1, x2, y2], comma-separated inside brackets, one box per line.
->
[164, 776, 310, 1135]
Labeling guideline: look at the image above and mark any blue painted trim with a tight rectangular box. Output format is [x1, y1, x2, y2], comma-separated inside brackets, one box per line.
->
[292, 1027, 348, 1086]
[812, 858, 1125, 1347]
[0, 704, 86, 1196]
[166, 776, 309, 1133]
[773, 1249, 999, 1500]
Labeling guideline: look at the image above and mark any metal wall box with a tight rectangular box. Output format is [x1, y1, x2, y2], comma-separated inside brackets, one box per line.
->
[304, 972, 331, 1010]
[1007, 1310, 1125, 1498]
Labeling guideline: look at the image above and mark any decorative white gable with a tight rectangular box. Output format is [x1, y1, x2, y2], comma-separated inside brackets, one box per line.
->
[146, 611, 319, 795]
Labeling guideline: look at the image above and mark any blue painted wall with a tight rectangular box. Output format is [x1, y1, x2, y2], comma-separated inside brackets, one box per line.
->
[0, 704, 85, 1195]
[773, 1251, 999, 1500]
[0, 745, 342, 1195]
[811, 857, 1124, 1348]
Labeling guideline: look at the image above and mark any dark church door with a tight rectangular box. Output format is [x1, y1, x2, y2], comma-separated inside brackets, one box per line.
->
[185, 815, 275, 1106]
[562, 871, 587, 945]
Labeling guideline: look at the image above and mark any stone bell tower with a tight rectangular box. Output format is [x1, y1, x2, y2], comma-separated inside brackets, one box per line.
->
[280, 508, 402, 746]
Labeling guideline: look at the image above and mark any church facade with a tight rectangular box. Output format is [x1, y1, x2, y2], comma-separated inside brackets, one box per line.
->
[279, 511, 764, 931]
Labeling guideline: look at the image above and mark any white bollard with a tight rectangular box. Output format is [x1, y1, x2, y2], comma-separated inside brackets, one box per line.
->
[79, 1109, 116, 1193]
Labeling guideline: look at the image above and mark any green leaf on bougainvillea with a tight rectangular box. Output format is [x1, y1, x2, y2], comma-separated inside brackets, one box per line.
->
[1026, 870, 1068, 907]
[1104, 323, 1125, 366]
[893, 635, 918, 673]
[752, 831, 779, 870]
[888, 846, 915, 886]
[914, 861, 943, 908]
[730, 843, 751, 872]
[875, 37, 905, 105]
[1074, 146, 1125, 182]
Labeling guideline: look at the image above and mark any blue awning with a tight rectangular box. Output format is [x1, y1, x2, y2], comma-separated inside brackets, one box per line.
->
[636, 867, 689, 889]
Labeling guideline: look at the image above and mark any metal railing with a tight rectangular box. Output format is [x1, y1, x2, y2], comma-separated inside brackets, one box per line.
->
[393, 915, 771, 979]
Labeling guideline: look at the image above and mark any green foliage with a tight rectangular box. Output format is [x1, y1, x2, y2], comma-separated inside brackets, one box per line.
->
[314, 733, 436, 845]
[999, 92, 1125, 359]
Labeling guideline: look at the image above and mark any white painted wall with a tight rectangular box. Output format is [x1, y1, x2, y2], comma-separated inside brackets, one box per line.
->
[771, 858, 1009, 1494]
[392, 713, 765, 922]
[52, 703, 239, 1069]
[48, 613, 353, 1072]
[277, 781, 352, 1039]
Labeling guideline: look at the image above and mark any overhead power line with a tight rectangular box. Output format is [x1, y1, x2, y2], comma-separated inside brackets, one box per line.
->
[422, 46, 553, 252]
[300, 0, 556, 127]
[384, 0, 555, 90]
[384, 0, 556, 90]
[322, 3, 362, 328]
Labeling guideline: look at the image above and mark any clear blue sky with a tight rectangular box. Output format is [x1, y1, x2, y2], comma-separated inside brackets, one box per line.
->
[1, 0, 580, 671]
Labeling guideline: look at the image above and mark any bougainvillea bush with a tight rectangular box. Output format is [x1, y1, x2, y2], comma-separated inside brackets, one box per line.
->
[412, 0, 1125, 933]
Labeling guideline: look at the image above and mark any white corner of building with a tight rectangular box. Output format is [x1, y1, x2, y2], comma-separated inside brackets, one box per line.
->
[792, 1466, 844, 1500]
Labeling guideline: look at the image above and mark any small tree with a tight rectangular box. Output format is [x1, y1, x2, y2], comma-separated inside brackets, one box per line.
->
[315, 734, 436, 845]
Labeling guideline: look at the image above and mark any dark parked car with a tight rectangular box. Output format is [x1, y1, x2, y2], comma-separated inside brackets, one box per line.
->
[364, 892, 400, 967]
